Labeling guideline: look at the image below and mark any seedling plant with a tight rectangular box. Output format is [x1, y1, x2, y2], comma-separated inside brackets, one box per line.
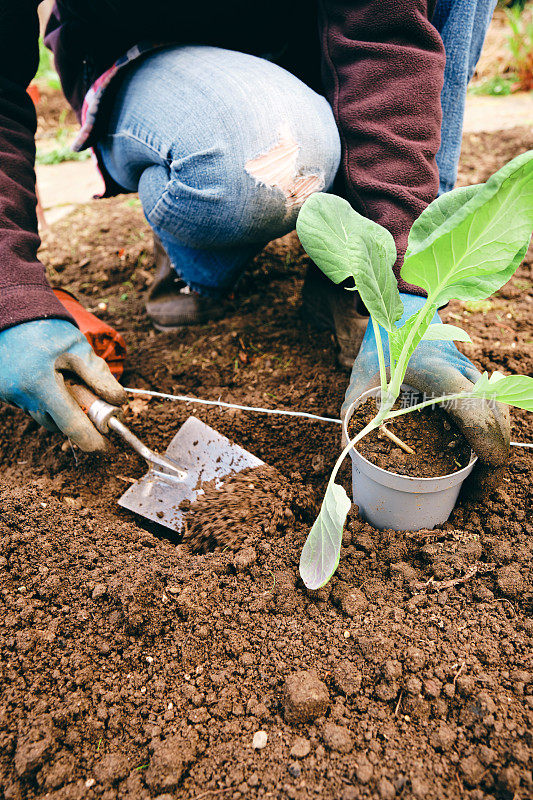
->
[296, 151, 533, 590]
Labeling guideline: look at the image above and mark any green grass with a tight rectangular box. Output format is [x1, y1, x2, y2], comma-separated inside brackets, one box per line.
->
[35, 38, 61, 90]
[462, 299, 493, 314]
[36, 120, 90, 165]
[36, 146, 90, 165]
[469, 75, 517, 96]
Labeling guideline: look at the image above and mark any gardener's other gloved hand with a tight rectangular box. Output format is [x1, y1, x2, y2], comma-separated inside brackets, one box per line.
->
[341, 293, 510, 468]
[0, 319, 127, 452]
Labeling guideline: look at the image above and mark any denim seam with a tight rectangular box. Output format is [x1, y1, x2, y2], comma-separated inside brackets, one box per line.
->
[144, 184, 176, 228]
[104, 129, 169, 164]
[100, 130, 170, 215]
[147, 152, 239, 249]
[180, 54, 252, 244]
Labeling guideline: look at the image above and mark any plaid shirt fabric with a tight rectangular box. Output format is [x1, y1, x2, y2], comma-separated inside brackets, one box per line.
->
[72, 42, 164, 152]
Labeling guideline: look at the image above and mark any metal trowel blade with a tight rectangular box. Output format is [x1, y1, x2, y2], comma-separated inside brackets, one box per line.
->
[118, 416, 263, 531]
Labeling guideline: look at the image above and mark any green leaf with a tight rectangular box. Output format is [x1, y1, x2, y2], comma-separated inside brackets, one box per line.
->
[389, 305, 436, 366]
[422, 324, 472, 344]
[296, 194, 361, 284]
[296, 193, 402, 331]
[435, 245, 528, 304]
[401, 151, 533, 305]
[405, 185, 480, 258]
[346, 234, 403, 332]
[470, 372, 533, 412]
[299, 481, 351, 590]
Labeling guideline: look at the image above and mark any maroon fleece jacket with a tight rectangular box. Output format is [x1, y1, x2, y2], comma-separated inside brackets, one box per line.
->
[0, 0, 444, 332]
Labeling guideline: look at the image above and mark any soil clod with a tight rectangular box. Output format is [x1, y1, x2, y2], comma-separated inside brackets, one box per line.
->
[283, 670, 330, 724]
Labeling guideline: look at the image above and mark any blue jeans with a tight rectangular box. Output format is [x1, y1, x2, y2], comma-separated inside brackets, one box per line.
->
[98, 45, 341, 296]
[433, 0, 497, 194]
[98, 2, 495, 294]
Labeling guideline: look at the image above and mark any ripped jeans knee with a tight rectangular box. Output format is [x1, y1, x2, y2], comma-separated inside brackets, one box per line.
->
[97, 44, 341, 292]
[245, 123, 329, 219]
[140, 121, 338, 251]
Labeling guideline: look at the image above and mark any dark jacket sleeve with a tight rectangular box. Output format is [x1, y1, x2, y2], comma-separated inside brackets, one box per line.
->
[318, 0, 445, 294]
[0, 0, 74, 332]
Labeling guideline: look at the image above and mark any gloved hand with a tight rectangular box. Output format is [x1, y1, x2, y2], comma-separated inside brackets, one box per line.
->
[342, 293, 510, 467]
[0, 319, 127, 452]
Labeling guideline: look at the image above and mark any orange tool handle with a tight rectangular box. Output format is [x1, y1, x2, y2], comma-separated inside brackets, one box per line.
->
[53, 289, 127, 379]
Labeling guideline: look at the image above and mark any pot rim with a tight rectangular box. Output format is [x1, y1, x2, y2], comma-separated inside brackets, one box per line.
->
[343, 386, 478, 486]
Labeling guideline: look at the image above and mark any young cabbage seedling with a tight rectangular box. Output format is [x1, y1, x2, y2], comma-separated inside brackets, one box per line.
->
[296, 151, 533, 590]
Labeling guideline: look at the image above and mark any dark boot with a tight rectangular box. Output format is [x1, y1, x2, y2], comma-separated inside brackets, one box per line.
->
[145, 235, 225, 329]
[301, 264, 369, 370]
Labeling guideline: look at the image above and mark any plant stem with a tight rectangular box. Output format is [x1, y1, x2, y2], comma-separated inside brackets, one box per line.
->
[383, 392, 468, 421]
[329, 416, 384, 486]
[371, 319, 388, 402]
[330, 388, 472, 512]
[387, 297, 436, 401]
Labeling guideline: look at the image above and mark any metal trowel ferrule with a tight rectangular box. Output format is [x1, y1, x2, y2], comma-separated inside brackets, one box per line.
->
[107, 416, 187, 483]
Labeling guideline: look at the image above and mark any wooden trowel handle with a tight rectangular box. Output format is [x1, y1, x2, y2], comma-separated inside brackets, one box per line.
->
[66, 381, 101, 414]
[66, 380, 121, 435]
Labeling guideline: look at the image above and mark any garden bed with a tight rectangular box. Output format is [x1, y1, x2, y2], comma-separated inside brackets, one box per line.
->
[0, 126, 532, 800]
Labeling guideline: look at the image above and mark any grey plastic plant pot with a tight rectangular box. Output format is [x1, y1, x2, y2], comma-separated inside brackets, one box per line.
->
[343, 387, 477, 531]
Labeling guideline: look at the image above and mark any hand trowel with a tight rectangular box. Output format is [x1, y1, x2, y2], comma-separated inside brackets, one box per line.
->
[67, 383, 263, 531]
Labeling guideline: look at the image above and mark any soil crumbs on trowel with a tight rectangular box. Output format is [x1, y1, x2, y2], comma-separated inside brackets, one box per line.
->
[182, 465, 317, 553]
[0, 108, 532, 800]
[348, 398, 472, 478]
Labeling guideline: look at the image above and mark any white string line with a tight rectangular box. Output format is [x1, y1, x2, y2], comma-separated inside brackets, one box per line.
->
[124, 387, 532, 448]
[125, 387, 342, 424]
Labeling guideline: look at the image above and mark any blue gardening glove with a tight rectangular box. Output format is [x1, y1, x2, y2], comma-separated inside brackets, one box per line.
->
[0, 319, 127, 452]
[342, 293, 510, 467]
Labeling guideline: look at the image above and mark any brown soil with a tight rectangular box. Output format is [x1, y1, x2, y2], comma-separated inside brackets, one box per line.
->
[181, 466, 318, 554]
[348, 398, 472, 478]
[0, 97, 532, 800]
[458, 127, 533, 187]
[35, 86, 78, 141]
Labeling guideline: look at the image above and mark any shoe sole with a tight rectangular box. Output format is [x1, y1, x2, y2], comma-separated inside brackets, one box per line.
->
[151, 321, 190, 332]
[148, 307, 228, 331]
